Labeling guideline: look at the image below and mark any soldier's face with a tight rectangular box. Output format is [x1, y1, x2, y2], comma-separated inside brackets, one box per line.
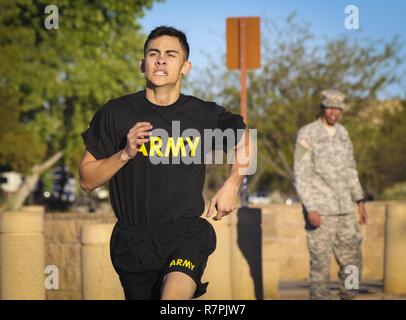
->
[141, 35, 191, 88]
[322, 107, 342, 125]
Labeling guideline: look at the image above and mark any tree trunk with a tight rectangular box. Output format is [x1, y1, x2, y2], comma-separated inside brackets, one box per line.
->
[0, 151, 64, 212]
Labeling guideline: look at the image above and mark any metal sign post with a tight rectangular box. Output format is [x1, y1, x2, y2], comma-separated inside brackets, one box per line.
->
[226, 17, 261, 207]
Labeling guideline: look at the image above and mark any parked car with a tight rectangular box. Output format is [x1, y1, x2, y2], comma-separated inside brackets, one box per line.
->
[43, 165, 76, 211]
[0, 171, 23, 194]
[249, 190, 271, 205]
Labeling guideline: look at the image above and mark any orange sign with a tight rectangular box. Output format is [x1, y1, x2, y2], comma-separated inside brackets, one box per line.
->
[226, 17, 261, 70]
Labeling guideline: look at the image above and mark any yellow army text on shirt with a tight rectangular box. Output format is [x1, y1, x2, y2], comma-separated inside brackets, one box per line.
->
[293, 119, 364, 215]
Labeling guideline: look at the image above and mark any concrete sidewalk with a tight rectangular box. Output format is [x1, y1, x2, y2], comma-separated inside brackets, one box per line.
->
[276, 281, 406, 300]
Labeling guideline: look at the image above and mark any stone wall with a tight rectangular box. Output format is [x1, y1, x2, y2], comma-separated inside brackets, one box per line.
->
[44, 212, 116, 300]
[41, 202, 391, 299]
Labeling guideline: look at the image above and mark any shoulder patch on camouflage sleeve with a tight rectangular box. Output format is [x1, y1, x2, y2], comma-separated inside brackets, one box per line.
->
[295, 135, 311, 162]
[298, 137, 311, 149]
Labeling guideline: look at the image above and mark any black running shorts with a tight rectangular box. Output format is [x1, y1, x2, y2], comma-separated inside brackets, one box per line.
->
[109, 216, 217, 300]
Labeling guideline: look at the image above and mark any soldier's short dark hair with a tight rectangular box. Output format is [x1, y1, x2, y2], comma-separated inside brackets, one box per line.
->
[144, 26, 190, 60]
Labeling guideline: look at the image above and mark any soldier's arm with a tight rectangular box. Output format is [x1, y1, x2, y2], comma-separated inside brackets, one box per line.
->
[346, 134, 364, 202]
[293, 132, 318, 212]
[80, 122, 152, 192]
[346, 135, 368, 223]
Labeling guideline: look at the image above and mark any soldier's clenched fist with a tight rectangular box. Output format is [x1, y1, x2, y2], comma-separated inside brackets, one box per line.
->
[308, 210, 321, 227]
[120, 122, 153, 161]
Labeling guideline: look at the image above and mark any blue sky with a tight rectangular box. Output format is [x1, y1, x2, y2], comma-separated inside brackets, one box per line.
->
[140, 0, 406, 97]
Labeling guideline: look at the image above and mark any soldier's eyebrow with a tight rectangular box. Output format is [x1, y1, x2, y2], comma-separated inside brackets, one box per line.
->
[166, 50, 179, 56]
[147, 48, 180, 56]
[146, 48, 160, 54]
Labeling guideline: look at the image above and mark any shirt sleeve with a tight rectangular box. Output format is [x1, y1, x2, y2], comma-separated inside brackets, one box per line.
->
[293, 129, 318, 212]
[214, 104, 247, 152]
[81, 102, 117, 160]
[346, 133, 365, 202]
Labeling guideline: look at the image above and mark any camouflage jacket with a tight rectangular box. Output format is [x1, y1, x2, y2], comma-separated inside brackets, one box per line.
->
[293, 119, 364, 215]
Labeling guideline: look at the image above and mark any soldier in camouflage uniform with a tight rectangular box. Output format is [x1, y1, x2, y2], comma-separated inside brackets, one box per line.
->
[293, 90, 368, 300]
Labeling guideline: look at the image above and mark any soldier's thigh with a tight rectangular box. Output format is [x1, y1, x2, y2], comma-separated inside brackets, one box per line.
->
[334, 213, 362, 247]
[307, 216, 335, 256]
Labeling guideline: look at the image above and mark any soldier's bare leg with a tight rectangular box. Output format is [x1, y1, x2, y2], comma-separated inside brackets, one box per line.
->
[161, 271, 197, 300]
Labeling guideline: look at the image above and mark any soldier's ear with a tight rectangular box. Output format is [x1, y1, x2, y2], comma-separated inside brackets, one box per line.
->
[181, 61, 192, 77]
[140, 59, 145, 73]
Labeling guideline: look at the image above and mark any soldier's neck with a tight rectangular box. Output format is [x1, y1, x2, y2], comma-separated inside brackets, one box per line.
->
[320, 118, 337, 137]
[320, 117, 335, 128]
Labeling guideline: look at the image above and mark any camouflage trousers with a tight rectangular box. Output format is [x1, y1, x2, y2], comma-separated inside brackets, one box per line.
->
[306, 213, 363, 300]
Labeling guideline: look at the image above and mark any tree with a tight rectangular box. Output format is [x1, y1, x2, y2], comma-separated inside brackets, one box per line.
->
[188, 14, 404, 198]
[372, 100, 406, 197]
[0, 0, 158, 211]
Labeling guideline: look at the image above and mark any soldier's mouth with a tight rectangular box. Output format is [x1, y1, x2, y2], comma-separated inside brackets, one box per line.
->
[153, 69, 168, 76]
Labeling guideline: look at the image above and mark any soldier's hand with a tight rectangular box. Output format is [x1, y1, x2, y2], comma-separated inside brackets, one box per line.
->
[357, 202, 368, 225]
[308, 210, 321, 227]
[206, 180, 239, 221]
[120, 122, 153, 161]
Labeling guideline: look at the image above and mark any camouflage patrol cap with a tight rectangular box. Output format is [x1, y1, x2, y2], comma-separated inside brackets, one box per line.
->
[321, 90, 346, 110]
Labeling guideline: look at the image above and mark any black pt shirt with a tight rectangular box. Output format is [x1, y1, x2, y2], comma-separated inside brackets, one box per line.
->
[82, 90, 246, 227]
